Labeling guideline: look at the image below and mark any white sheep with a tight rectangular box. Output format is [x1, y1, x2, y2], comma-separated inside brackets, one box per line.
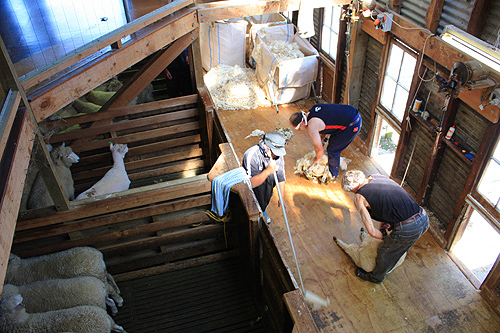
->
[0, 294, 126, 333]
[294, 151, 351, 184]
[333, 228, 406, 273]
[1, 276, 120, 316]
[27, 143, 80, 209]
[5, 247, 123, 311]
[76, 143, 130, 200]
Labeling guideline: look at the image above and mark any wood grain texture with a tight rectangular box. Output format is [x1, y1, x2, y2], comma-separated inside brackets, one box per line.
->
[215, 98, 500, 332]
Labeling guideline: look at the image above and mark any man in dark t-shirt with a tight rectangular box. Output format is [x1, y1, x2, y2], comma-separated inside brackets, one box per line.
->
[341, 170, 429, 283]
[242, 132, 288, 224]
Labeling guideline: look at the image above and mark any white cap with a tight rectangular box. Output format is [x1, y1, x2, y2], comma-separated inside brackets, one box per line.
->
[262, 131, 286, 156]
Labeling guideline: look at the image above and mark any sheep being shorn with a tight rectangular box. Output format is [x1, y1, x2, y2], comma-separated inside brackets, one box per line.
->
[5, 247, 123, 310]
[333, 228, 406, 273]
[1, 276, 120, 316]
[27, 143, 80, 209]
[294, 150, 351, 184]
[0, 294, 126, 333]
[76, 143, 130, 200]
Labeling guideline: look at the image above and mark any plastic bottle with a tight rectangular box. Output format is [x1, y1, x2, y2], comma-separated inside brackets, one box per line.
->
[445, 125, 455, 140]
[412, 98, 423, 113]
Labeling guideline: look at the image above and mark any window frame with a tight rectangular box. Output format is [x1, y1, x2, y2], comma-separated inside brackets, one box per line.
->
[320, 5, 342, 61]
[378, 40, 418, 125]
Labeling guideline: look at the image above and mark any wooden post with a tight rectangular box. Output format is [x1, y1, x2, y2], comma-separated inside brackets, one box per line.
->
[332, 10, 348, 104]
[416, 95, 459, 205]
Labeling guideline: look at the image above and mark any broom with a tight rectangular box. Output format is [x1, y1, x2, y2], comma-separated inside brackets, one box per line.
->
[272, 171, 330, 310]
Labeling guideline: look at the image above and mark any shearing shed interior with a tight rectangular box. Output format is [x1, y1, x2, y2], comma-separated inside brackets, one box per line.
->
[1, 0, 500, 332]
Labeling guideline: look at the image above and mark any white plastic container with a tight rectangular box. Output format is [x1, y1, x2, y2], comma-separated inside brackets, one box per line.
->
[445, 125, 455, 140]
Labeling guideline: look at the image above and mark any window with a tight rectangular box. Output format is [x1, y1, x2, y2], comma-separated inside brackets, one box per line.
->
[372, 118, 399, 174]
[477, 139, 500, 210]
[380, 43, 417, 121]
[321, 6, 342, 60]
[451, 209, 500, 285]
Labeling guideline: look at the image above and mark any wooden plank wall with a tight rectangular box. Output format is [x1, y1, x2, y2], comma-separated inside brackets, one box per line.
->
[38, 95, 207, 196]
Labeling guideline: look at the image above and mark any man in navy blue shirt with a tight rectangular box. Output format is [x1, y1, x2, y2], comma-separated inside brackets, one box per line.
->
[290, 103, 361, 179]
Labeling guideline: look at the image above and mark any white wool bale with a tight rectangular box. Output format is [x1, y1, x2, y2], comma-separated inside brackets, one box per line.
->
[204, 65, 271, 110]
[254, 40, 304, 63]
[200, 20, 248, 71]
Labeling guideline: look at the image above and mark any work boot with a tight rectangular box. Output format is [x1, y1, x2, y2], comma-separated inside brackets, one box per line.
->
[355, 267, 382, 284]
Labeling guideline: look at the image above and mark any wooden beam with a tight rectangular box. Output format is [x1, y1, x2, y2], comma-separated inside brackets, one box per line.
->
[16, 174, 211, 231]
[0, 108, 35, 287]
[283, 290, 320, 332]
[196, 0, 298, 23]
[417, 96, 458, 205]
[31, 137, 71, 211]
[391, 57, 429, 178]
[14, 194, 211, 244]
[425, 0, 445, 34]
[102, 29, 199, 110]
[467, 0, 493, 37]
[19, 0, 196, 90]
[28, 8, 198, 122]
[49, 108, 199, 143]
[198, 87, 216, 164]
[333, 13, 348, 104]
[0, 90, 21, 159]
[381, 11, 486, 75]
[346, 19, 368, 108]
[42, 95, 198, 130]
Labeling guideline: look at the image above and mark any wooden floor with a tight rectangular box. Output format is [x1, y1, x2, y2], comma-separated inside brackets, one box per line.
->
[114, 256, 266, 333]
[216, 98, 500, 332]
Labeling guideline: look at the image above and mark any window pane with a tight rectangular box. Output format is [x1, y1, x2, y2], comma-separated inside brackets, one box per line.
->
[478, 155, 500, 207]
[329, 32, 338, 58]
[386, 45, 403, 80]
[322, 28, 331, 56]
[399, 53, 416, 90]
[393, 85, 409, 121]
[332, 6, 341, 34]
[380, 77, 397, 110]
[324, 6, 332, 26]
[321, 6, 340, 60]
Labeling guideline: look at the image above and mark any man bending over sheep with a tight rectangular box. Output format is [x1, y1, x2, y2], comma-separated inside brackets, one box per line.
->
[341, 170, 429, 283]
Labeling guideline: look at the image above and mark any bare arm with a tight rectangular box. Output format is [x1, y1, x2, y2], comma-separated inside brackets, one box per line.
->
[249, 158, 276, 188]
[307, 118, 326, 163]
[354, 193, 384, 240]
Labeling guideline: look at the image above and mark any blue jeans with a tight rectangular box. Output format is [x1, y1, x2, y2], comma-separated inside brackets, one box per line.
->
[327, 116, 361, 177]
[371, 208, 429, 282]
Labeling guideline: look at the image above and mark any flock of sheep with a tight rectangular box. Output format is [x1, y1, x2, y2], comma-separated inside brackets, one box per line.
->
[1, 247, 126, 332]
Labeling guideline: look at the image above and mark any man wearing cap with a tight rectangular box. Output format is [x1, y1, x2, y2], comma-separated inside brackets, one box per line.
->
[341, 170, 429, 283]
[242, 132, 288, 223]
[289, 103, 361, 179]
